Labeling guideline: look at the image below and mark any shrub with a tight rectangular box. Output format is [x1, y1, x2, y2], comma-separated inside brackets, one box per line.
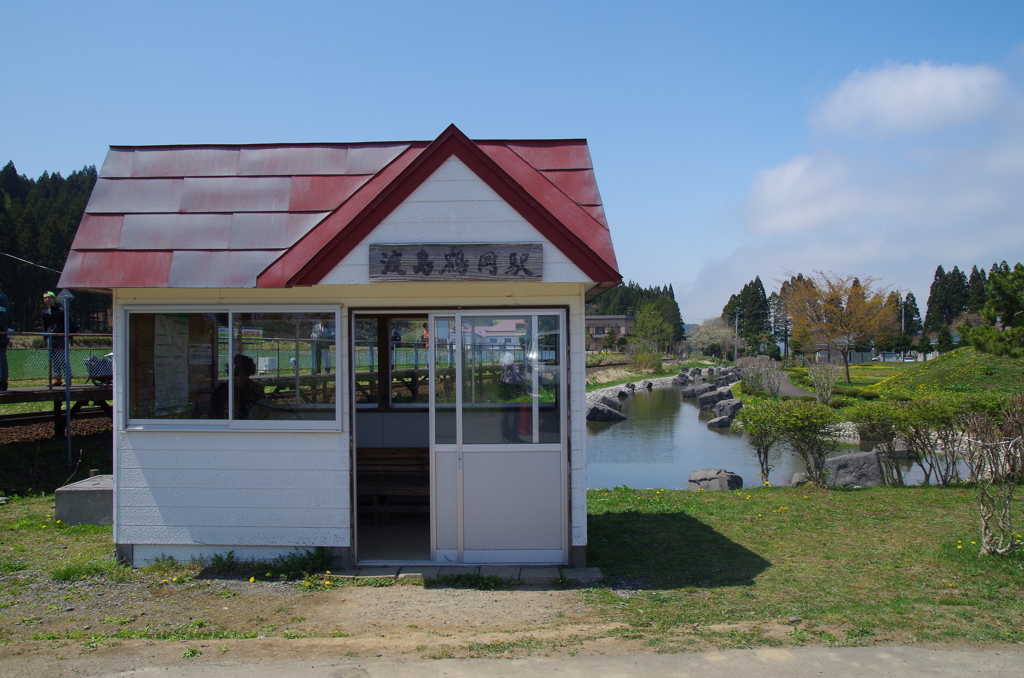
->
[773, 400, 842, 486]
[845, 400, 906, 486]
[828, 398, 852, 409]
[961, 393, 1024, 555]
[735, 401, 786, 484]
[859, 390, 881, 400]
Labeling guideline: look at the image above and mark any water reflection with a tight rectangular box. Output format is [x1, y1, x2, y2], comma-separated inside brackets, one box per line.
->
[586, 388, 930, 490]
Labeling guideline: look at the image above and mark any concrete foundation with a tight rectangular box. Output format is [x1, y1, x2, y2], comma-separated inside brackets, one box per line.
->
[55, 474, 113, 526]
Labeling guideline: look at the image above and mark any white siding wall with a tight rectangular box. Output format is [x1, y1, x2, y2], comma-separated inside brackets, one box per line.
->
[116, 431, 348, 549]
[320, 156, 590, 285]
[568, 293, 588, 548]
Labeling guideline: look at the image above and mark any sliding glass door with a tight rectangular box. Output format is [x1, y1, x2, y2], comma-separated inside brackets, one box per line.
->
[429, 311, 567, 563]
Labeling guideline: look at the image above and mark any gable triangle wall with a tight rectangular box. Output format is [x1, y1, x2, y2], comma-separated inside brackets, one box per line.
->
[320, 156, 589, 285]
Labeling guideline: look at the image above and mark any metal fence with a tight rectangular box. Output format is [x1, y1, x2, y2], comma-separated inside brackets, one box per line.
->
[3, 334, 113, 386]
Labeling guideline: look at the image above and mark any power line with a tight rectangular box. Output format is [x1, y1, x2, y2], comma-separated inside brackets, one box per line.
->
[0, 251, 62, 274]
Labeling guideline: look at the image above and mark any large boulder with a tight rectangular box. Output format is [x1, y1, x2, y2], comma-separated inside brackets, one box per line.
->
[697, 390, 725, 410]
[586, 392, 622, 412]
[688, 468, 743, 491]
[672, 373, 691, 386]
[707, 416, 732, 428]
[586, 403, 627, 422]
[715, 398, 743, 418]
[639, 379, 653, 390]
[826, 452, 884, 488]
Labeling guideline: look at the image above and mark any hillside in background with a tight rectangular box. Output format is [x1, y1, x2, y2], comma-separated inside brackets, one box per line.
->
[870, 347, 1024, 398]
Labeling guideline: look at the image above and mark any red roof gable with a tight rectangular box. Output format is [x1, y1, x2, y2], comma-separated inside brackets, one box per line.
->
[60, 125, 620, 294]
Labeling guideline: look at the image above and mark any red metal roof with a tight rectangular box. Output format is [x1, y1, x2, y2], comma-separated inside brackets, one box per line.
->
[60, 125, 620, 292]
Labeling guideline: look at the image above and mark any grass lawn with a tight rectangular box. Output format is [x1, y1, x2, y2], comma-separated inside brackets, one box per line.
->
[2, 487, 1021, 651]
[868, 347, 1024, 398]
[587, 485, 1024, 649]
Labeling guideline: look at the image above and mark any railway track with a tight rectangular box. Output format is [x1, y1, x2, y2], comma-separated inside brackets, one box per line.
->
[0, 408, 109, 428]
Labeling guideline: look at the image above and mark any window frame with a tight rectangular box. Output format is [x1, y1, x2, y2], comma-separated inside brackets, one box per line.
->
[122, 304, 342, 432]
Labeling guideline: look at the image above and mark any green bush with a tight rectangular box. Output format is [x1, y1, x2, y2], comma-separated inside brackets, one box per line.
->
[828, 398, 852, 408]
[773, 399, 842, 486]
[860, 390, 881, 400]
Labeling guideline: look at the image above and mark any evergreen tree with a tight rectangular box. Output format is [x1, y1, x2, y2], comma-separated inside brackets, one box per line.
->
[968, 265, 988, 313]
[924, 265, 969, 332]
[915, 332, 933, 360]
[721, 276, 772, 355]
[946, 266, 969, 322]
[961, 261, 1024, 357]
[589, 280, 684, 343]
[902, 292, 922, 336]
[923, 265, 946, 333]
[0, 161, 103, 331]
[936, 325, 956, 353]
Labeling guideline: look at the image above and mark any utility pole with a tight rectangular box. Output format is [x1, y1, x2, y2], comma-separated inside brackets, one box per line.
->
[901, 294, 906, 362]
[56, 289, 74, 471]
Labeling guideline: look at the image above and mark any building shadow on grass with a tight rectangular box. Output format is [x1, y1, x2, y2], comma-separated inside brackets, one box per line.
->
[588, 510, 770, 590]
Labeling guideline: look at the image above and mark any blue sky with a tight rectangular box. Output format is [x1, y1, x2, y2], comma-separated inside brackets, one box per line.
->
[4, 1, 1023, 321]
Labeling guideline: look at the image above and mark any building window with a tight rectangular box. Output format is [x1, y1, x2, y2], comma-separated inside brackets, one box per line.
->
[126, 308, 339, 429]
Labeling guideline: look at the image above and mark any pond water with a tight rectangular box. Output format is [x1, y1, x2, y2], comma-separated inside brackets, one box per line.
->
[586, 388, 930, 489]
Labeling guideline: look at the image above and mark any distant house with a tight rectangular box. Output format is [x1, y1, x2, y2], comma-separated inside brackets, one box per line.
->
[585, 315, 633, 350]
[58, 125, 621, 568]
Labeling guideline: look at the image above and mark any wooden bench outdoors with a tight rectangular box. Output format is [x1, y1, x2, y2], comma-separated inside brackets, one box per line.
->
[356, 447, 429, 525]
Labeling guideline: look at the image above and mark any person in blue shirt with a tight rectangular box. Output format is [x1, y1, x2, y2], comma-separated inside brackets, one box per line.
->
[0, 276, 13, 391]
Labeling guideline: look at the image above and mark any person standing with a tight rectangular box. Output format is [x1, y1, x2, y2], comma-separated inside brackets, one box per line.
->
[0, 276, 12, 391]
[41, 291, 67, 387]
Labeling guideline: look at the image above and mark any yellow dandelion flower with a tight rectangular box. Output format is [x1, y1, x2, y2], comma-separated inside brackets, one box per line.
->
[249, 577, 255, 583]
[324, 581, 332, 586]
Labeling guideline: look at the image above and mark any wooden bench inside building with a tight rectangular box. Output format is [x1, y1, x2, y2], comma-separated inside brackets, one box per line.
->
[356, 447, 429, 525]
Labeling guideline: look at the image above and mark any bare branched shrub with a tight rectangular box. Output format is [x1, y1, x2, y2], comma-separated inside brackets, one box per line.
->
[737, 356, 785, 397]
[807, 358, 842, 404]
[962, 394, 1024, 556]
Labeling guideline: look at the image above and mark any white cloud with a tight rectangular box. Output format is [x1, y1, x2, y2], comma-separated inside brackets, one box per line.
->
[813, 61, 1009, 136]
[676, 61, 1024, 321]
[745, 154, 864, 233]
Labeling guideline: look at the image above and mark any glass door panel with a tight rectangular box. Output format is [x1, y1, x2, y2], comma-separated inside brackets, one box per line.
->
[432, 317, 456, 445]
[353, 318, 379, 406]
